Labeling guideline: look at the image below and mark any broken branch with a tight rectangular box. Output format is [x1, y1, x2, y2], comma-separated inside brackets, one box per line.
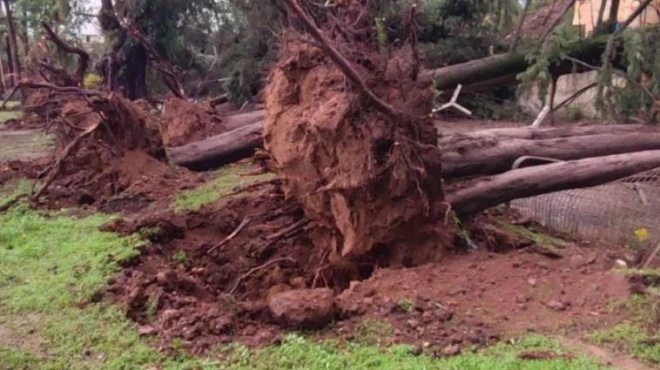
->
[41, 22, 90, 86]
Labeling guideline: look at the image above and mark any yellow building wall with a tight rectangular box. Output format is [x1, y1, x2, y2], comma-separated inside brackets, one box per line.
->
[573, 0, 660, 35]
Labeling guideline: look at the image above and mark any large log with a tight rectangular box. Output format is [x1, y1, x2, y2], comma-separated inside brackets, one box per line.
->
[221, 109, 265, 131]
[421, 35, 610, 92]
[168, 123, 660, 175]
[448, 150, 660, 217]
[168, 121, 263, 171]
[440, 124, 654, 143]
[442, 133, 660, 179]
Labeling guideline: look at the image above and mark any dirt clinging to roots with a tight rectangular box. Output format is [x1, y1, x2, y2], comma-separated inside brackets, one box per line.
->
[264, 41, 452, 268]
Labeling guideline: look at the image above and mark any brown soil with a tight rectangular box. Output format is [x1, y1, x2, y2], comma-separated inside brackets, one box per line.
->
[100, 186, 635, 356]
[160, 98, 225, 147]
[264, 40, 450, 267]
[1, 96, 204, 212]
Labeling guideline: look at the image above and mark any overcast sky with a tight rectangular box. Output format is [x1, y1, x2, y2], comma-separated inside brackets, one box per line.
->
[80, 0, 101, 36]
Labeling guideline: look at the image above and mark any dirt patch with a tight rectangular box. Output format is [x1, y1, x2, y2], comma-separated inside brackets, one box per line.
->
[104, 184, 325, 353]
[160, 98, 225, 147]
[0, 96, 204, 212]
[335, 244, 629, 348]
[102, 184, 634, 356]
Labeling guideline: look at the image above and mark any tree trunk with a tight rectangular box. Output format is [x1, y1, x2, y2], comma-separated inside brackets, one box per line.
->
[98, 0, 148, 100]
[111, 41, 148, 100]
[168, 122, 660, 176]
[442, 133, 660, 179]
[221, 109, 265, 131]
[420, 36, 610, 92]
[447, 150, 660, 217]
[2, 0, 21, 96]
[4, 35, 12, 88]
[168, 121, 264, 170]
[440, 124, 657, 142]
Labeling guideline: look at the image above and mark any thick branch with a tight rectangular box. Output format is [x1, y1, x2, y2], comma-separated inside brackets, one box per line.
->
[420, 35, 609, 92]
[448, 150, 660, 217]
[41, 22, 90, 86]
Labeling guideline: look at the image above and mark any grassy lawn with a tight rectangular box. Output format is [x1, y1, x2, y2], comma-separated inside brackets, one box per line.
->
[0, 110, 20, 123]
[171, 163, 274, 211]
[588, 290, 660, 365]
[0, 186, 626, 370]
[0, 130, 53, 162]
[0, 103, 20, 123]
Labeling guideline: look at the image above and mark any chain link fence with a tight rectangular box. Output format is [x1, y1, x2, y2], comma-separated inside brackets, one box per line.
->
[510, 168, 660, 247]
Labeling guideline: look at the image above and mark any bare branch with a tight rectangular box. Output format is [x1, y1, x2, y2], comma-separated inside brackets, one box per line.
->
[509, 0, 532, 52]
[537, 0, 577, 48]
[41, 22, 90, 86]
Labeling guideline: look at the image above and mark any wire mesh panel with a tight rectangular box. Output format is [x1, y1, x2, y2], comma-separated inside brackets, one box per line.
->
[510, 168, 660, 247]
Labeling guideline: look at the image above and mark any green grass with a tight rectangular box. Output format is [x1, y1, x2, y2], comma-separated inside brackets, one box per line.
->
[0, 131, 54, 162]
[497, 222, 572, 249]
[0, 204, 218, 369]
[0, 109, 20, 123]
[588, 294, 660, 365]
[0, 184, 620, 370]
[215, 333, 612, 370]
[171, 163, 274, 211]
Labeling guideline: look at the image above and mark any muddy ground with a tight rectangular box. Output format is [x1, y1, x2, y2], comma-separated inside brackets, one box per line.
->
[98, 186, 635, 356]
[0, 115, 652, 364]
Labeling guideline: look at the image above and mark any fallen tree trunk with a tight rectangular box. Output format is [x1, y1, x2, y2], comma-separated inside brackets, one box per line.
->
[221, 109, 264, 131]
[420, 35, 610, 92]
[169, 123, 660, 175]
[442, 133, 660, 179]
[168, 121, 263, 170]
[440, 124, 655, 143]
[448, 150, 660, 217]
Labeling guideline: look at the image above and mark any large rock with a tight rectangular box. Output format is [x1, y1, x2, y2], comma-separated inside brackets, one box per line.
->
[267, 288, 335, 330]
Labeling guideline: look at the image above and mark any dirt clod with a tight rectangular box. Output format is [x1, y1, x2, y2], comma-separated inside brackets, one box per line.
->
[161, 98, 224, 147]
[268, 288, 335, 330]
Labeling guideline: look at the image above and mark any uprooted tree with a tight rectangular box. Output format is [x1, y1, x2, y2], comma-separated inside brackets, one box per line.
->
[4, 0, 660, 269]
[255, 0, 660, 266]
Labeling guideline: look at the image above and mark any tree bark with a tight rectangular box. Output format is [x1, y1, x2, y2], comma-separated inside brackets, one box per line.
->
[447, 150, 660, 217]
[168, 121, 660, 177]
[98, 0, 148, 100]
[420, 36, 609, 92]
[2, 0, 21, 97]
[440, 124, 656, 143]
[221, 109, 265, 131]
[442, 133, 660, 179]
[168, 121, 264, 171]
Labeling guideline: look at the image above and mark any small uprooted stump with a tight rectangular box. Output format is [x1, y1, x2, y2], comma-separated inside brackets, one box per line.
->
[264, 40, 453, 268]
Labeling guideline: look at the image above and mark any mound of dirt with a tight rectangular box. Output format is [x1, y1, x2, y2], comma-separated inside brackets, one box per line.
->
[160, 98, 224, 147]
[10, 95, 203, 211]
[103, 184, 325, 352]
[264, 40, 451, 267]
[101, 185, 634, 355]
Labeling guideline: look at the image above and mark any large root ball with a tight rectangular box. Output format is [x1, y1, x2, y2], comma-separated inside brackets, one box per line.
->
[264, 42, 453, 267]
